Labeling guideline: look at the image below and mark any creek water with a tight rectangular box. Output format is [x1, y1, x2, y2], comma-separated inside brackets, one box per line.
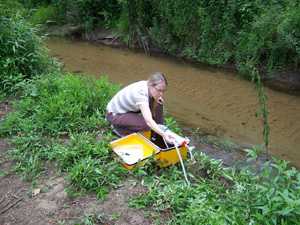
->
[46, 37, 300, 168]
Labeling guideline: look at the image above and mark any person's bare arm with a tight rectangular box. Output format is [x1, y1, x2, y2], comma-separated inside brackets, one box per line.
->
[139, 103, 174, 142]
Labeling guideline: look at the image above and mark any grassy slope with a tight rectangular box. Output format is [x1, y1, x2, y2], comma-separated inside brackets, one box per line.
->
[0, 72, 299, 224]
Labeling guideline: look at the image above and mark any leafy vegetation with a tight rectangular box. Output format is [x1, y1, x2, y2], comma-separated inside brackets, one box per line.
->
[0, 4, 54, 95]
[3, 74, 117, 134]
[1, 1, 300, 224]
[2, 72, 299, 223]
[0, 74, 125, 194]
[0, 5, 53, 94]
[29, 4, 58, 25]
[130, 153, 300, 225]
[21, 0, 300, 77]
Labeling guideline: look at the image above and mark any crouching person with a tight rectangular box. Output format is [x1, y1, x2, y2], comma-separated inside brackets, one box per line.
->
[106, 72, 174, 143]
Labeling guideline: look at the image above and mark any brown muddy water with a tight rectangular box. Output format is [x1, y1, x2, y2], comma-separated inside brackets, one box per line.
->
[46, 37, 300, 167]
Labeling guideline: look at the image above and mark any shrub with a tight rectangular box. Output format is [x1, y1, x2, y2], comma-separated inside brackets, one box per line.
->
[0, 12, 53, 94]
[51, 0, 122, 30]
[29, 5, 58, 25]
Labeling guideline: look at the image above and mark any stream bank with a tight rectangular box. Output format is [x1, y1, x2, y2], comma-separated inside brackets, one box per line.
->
[46, 25, 300, 96]
[46, 36, 300, 168]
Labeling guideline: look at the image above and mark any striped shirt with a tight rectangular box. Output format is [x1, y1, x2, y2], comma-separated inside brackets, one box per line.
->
[107, 81, 149, 114]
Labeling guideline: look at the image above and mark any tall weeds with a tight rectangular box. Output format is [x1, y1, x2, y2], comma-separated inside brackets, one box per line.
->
[0, 7, 53, 95]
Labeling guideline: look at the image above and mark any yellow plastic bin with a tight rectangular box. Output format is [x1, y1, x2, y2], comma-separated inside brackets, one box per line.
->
[155, 145, 188, 168]
[110, 132, 188, 170]
[110, 133, 159, 170]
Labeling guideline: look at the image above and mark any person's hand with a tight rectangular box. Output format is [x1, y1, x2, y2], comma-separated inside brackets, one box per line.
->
[163, 132, 176, 144]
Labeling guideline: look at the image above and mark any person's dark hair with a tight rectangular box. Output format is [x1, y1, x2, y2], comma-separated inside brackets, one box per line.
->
[148, 72, 168, 86]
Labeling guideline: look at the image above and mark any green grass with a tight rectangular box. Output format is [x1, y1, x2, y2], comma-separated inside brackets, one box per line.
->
[130, 153, 300, 225]
[1, 73, 118, 136]
[1, 72, 299, 224]
[1, 73, 127, 194]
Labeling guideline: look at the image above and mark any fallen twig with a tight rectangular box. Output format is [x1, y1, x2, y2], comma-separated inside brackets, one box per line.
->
[0, 197, 23, 215]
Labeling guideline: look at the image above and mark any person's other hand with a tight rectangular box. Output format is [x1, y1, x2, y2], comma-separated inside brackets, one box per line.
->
[163, 133, 176, 144]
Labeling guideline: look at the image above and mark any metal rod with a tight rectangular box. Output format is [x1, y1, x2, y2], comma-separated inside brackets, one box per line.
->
[174, 142, 190, 186]
[162, 136, 169, 149]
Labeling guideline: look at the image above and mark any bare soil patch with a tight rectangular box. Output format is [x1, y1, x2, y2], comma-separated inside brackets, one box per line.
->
[0, 99, 12, 120]
[0, 149, 151, 225]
